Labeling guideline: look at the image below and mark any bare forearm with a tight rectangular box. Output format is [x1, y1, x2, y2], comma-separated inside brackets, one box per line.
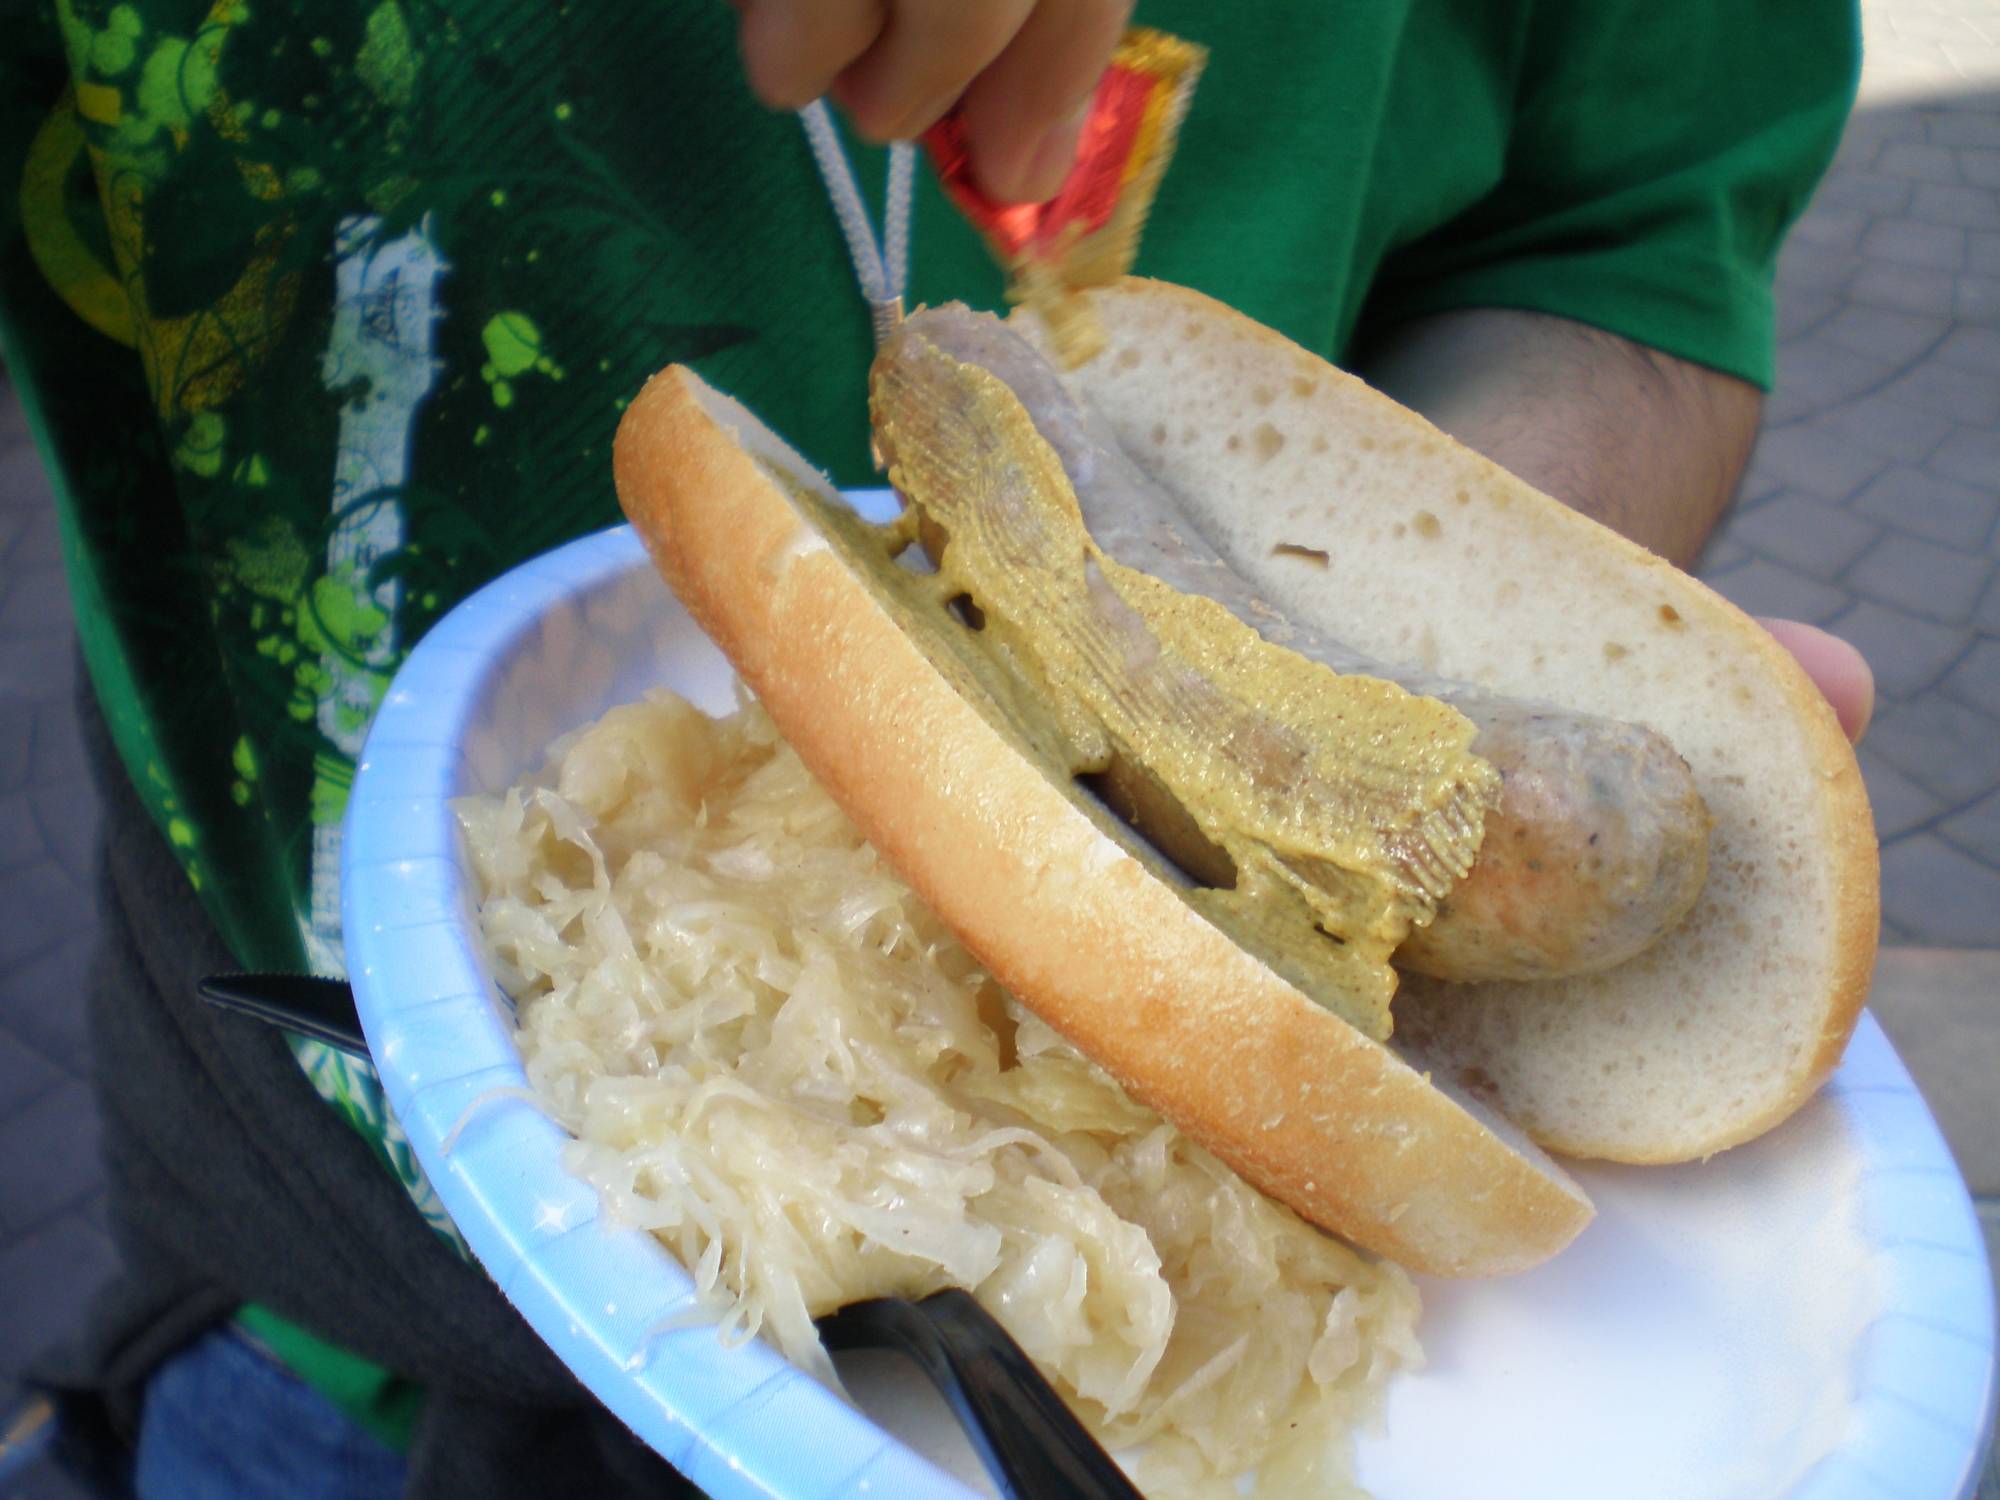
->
[1354, 309, 1764, 569]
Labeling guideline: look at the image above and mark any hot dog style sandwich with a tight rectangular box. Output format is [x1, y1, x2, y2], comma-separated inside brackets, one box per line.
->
[610, 280, 1879, 1277]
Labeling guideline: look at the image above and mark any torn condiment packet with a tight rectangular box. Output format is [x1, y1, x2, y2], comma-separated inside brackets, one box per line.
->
[923, 27, 1207, 367]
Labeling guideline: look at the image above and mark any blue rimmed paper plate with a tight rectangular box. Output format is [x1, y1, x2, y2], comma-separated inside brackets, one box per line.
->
[344, 506, 1997, 1500]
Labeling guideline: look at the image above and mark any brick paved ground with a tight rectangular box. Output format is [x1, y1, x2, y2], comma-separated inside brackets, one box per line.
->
[1696, 0, 2000, 951]
[1706, 5, 2000, 1487]
[0, 379, 111, 1499]
[0, 0, 1994, 1491]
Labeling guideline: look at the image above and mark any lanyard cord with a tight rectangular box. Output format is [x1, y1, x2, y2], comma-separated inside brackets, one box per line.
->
[798, 99, 915, 347]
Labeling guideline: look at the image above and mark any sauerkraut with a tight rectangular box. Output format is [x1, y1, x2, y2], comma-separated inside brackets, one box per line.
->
[460, 689, 1420, 1497]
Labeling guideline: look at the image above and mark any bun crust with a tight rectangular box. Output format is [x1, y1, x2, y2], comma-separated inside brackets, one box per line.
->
[1039, 280, 1879, 1163]
[614, 366, 1593, 1277]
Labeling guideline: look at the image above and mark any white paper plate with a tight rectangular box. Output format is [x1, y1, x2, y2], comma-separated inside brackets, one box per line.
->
[344, 511, 1997, 1499]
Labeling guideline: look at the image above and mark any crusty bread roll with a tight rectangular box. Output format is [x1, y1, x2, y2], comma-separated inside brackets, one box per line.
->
[610, 277, 1877, 1273]
[614, 362, 1593, 1278]
[1034, 280, 1878, 1163]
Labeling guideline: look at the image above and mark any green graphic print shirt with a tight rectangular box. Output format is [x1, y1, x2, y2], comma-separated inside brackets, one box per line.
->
[0, 0, 1855, 1436]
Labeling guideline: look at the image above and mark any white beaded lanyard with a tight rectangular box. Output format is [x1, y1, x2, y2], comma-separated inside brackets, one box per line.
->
[798, 99, 917, 347]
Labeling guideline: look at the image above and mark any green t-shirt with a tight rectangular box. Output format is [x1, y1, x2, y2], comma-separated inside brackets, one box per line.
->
[0, 0, 1855, 1448]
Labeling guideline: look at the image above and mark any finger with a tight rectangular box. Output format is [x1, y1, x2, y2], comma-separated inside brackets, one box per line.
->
[831, 0, 1035, 143]
[958, 0, 1133, 202]
[736, 0, 885, 112]
[1758, 618, 1875, 743]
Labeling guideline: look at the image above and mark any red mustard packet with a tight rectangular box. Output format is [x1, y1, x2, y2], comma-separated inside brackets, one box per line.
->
[924, 27, 1207, 367]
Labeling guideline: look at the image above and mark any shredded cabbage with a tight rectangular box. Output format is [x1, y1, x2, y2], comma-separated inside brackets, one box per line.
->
[460, 689, 1420, 1497]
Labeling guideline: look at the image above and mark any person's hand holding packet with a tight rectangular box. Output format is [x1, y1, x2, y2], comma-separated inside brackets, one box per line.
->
[732, 0, 1133, 203]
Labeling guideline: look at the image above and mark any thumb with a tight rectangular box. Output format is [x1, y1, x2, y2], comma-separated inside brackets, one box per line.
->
[1757, 618, 1874, 744]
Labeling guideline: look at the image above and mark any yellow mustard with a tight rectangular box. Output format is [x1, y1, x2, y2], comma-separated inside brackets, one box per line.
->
[787, 340, 1497, 1040]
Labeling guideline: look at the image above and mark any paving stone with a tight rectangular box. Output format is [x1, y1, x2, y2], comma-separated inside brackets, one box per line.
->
[1867, 691, 2000, 803]
[1868, 950, 2000, 1192]
[1888, 7, 1985, 44]
[1879, 914, 1924, 947]
[0, 789, 38, 870]
[1706, 559, 1854, 625]
[1973, 230, 2000, 275]
[1944, 73, 2000, 107]
[1743, 419, 1891, 501]
[1721, 495, 1883, 581]
[1828, 599, 1975, 697]
[0, 640, 72, 705]
[1790, 206, 1874, 254]
[1912, 181, 2000, 229]
[28, 698, 88, 792]
[1858, 742, 1949, 840]
[1704, 540, 1752, 576]
[1964, 148, 2000, 188]
[0, 698, 30, 792]
[1944, 40, 2000, 81]
[1768, 338, 1907, 424]
[0, 931, 97, 1077]
[1818, 170, 1919, 218]
[0, 445, 55, 521]
[1880, 835, 2000, 946]
[1941, 635, 2000, 709]
[1881, 140, 1967, 183]
[1849, 464, 2000, 548]
[1846, 531, 1992, 620]
[1929, 112, 2000, 150]
[1864, 66, 1960, 106]
[1733, 469, 1785, 510]
[1982, 574, 2000, 634]
[77, 1183, 114, 1240]
[1774, 237, 1865, 299]
[0, 564, 73, 638]
[0, 861, 95, 970]
[1856, 68, 1936, 110]
[0, 377, 29, 450]
[1846, 259, 1962, 317]
[1943, 784, 2000, 855]
[1861, 217, 1969, 269]
[1925, 424, 2000, 492]
[0, 1024, 62, 1121]
[1774, 288, 1845, 340]
[12, 507, 60, 571]
[1814, 393, 1955, 463]
[1935, 322, 2000, 374]
[1960, 271, 2000, 323]
[1841, 108, 1927, 155]
[1879, 356, 2000, 425]
[0, 1212, 116, 1389]
[0, 1080, 102, 1237]
[27, 781, 100, 894]
[1696, 532, 1753, 573]
[1833, 133, 1883, 173]
[0, 505, 27, 567]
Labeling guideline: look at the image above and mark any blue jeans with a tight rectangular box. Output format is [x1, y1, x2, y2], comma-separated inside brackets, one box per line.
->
[134, 1326, 408, 1500]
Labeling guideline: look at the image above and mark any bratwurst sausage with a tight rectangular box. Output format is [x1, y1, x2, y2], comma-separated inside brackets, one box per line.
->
[874, 306, 1711, 985]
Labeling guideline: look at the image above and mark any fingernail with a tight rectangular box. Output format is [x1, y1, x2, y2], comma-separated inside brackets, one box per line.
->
[1847, 668, 1875, 744]
[1020, 101, 1091, 202]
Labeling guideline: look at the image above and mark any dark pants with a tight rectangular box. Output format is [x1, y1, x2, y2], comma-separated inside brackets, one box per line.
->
[134, 1325, 406, 1499]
